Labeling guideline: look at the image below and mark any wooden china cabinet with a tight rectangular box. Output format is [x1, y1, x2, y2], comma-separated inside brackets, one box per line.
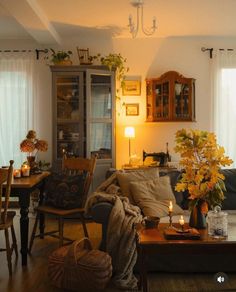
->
[50, 65, 116, 190]
[146, 71, 196, 122]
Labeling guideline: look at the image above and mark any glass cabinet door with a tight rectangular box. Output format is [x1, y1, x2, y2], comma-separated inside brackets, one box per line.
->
[146, 81, 153, 121]
[86, 71, 114, 160]
[154, 81, 170, 120]
[54, 73, 84, 159]
[90, 123, 112, 159]
[173, 82, 191, 119]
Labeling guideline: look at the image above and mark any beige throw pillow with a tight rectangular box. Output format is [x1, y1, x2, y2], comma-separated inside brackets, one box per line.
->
[130, 176, 183, 217]
[116, 168, 159, 204]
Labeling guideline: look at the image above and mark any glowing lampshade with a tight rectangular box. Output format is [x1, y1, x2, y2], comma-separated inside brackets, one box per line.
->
[124, 126, 135, 138]
[124, 126, 135, 158]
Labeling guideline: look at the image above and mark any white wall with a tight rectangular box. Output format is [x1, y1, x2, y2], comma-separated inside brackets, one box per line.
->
[71, 35, 236, 168]
[2, 36, 236, 168]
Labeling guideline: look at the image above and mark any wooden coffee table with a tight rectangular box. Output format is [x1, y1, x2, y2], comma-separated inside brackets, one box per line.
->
[136, 223, 236, 292]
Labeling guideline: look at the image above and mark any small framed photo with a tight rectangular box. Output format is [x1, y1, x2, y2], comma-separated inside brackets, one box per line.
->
[122, 80, 141, 96]
[126, 103, 139, 116]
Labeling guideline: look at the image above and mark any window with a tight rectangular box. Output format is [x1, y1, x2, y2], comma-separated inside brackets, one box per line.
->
[212, 51, 236, 167]
[0, 56, 36, 168]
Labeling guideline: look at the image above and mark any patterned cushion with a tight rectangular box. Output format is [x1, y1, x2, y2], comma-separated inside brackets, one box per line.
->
[44, 173, 87, 209]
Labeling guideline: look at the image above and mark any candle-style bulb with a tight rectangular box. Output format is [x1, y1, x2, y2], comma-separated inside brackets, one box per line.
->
[153, 16, 157, 29]
[179, 215, 185, 226]
[129, 14, 132, 26]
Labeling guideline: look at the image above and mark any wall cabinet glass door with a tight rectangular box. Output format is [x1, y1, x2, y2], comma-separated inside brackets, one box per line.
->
[146, 71, 195, 122]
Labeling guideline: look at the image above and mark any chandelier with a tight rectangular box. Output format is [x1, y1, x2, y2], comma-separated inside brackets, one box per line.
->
[128, 0, 157, 38]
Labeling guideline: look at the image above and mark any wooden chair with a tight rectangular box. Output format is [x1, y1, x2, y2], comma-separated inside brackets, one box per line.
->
[29, 155, 97, 251]
[0, 160, 18, 275]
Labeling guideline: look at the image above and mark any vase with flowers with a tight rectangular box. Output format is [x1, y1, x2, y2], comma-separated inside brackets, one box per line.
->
[20, 130, 48, 173]
[174, 129, 233, 229]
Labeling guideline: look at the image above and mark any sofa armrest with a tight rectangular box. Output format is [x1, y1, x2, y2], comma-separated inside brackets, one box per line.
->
[90, 202, 113, 251]
[91, 202, 113, 224]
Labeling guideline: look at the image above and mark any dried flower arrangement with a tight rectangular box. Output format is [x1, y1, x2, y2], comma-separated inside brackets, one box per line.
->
[20, 130, 48, 156]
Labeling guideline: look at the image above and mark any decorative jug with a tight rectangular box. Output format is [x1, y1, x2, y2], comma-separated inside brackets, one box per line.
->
[207, 206, 228, 238]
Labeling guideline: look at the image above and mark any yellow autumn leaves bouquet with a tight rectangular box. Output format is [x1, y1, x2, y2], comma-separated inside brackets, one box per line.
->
[175, 129, 233, 209]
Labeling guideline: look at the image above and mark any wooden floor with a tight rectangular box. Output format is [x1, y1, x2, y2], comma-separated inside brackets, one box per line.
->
[0, 209, 236, 292]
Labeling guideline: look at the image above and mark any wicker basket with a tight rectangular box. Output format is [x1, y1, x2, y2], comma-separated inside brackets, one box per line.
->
[48, 237, 112, 291]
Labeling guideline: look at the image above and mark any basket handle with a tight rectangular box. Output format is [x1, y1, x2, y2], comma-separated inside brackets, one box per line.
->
[65, 237, 93, 266]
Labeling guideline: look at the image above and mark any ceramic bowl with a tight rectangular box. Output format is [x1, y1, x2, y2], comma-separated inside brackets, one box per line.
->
[144, 216, 160, 229]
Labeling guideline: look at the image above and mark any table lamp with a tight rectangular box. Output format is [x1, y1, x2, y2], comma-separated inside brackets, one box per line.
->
[124, 126, 135, 158]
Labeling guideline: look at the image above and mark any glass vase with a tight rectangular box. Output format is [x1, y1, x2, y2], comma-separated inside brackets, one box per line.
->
[27, 155, 36, 173]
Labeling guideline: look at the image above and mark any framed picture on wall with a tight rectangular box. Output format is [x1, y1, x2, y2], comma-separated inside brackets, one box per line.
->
[126, 103, 139, 116]
[122, 80, 141, 96]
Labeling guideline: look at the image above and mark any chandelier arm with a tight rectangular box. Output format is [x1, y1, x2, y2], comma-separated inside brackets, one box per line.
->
[131, 4, 140, 38]
[140, 5, 156, 36]
[128, 5, 139, 38]
[128, 0, 157, 38]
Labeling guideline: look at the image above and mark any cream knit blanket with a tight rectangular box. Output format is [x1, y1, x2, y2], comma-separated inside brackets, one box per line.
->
[85, 173, 143, 290]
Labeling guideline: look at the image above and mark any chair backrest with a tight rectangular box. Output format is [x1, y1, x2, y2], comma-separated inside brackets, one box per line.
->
[0, 160, 14, 224]
[62, 155, 97, 200]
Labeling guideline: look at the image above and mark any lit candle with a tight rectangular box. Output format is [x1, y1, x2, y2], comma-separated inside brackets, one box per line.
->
[21, 165, 30, 177]
[179, 215, 185, 226]
[153, 16, 157, 29]
[169, 201, 173, 212]
[14, 169, 21, 178]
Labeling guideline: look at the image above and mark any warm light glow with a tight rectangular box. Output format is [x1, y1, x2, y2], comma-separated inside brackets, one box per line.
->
[124, 126, 135, 159]
[124, 126, 135, 138]
[21, 164, 30, 177]
[13, 169, 21, 178]
[169, 201, 173, 212]
[179, 215, 185, 226]
[22, 165, 28, 169]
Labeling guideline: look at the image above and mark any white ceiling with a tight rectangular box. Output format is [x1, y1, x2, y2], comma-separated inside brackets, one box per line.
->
[1, 0, 236, 44]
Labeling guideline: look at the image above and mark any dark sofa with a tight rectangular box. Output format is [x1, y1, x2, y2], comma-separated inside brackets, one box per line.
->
[90, 168, 236, 272]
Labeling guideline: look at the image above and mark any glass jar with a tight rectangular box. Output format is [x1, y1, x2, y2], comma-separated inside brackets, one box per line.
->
[207, 206, 228, 238]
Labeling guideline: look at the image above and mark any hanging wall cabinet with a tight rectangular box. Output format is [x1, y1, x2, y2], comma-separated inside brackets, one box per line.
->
[146, 71, 196, 122]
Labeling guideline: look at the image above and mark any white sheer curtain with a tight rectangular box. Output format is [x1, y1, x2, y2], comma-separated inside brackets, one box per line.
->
[211, 50, 236, 167]
[0, 53, 37, 168]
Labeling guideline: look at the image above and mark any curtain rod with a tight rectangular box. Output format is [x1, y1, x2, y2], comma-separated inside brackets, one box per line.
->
[201, 47, 234, 59]
[0, 49, 48, 60]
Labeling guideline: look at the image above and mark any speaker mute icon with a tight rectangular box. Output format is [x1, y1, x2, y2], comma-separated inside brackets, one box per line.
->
[214, 272, 228, 285]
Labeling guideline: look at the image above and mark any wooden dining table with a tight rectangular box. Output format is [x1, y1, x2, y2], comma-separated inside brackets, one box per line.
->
[3, 171, 50, 266]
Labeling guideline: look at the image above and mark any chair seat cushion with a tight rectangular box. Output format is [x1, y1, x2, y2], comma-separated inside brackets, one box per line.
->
[36, 205, 84, 216]
[44, 173, 87, 209]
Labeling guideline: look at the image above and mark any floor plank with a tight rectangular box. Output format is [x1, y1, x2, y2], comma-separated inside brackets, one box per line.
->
[0, 209, 235, 292]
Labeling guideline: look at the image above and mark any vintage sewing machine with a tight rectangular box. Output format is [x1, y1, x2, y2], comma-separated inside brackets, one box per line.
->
[143, 150, 170, 167]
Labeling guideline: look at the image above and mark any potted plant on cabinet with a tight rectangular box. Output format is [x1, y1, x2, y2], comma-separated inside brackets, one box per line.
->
[100, 53, 129, 87]
[49, 49, 73, 65]
[100, 53, 129, 114]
